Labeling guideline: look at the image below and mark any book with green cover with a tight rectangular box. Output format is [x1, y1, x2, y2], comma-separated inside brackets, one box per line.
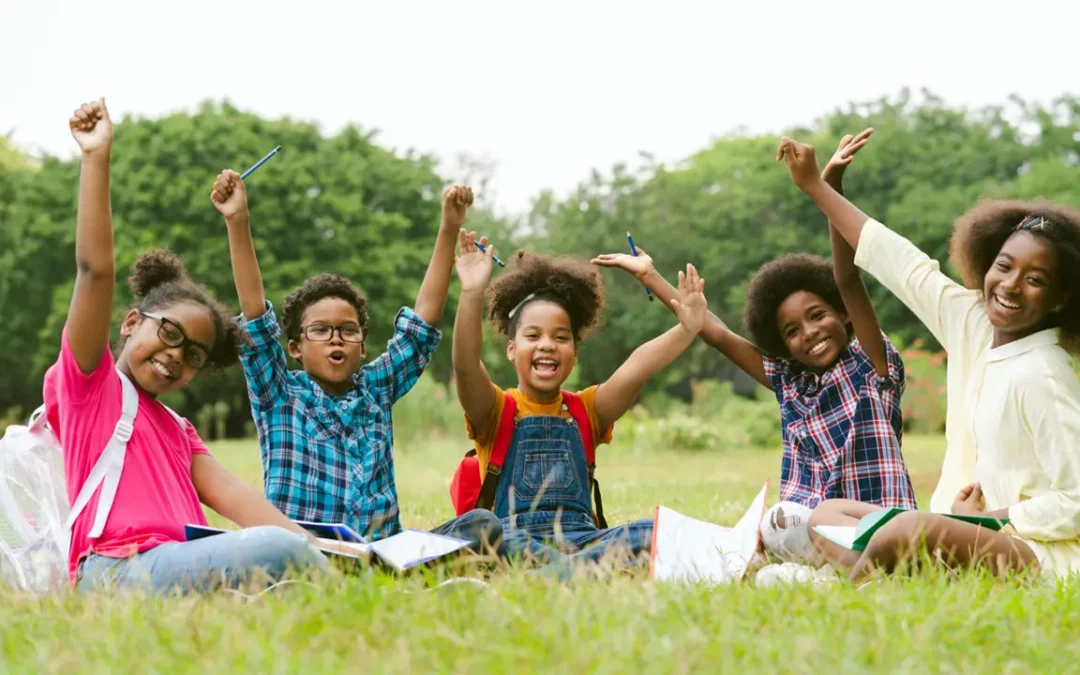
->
[812, 509, 1009, 551]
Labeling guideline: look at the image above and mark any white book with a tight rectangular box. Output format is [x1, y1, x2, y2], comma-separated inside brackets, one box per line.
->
[649, 482, 768, 586]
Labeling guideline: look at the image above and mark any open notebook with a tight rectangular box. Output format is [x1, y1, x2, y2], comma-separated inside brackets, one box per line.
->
[184, 524, 471, 573]
[649, 482, 769, 585]
[813, 508, 1010, 551]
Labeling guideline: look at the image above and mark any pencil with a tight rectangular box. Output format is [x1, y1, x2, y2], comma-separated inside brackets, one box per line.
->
[241, 145, 282, 180]
[475, 241, 506, 267]
[626, 231, 654, 301]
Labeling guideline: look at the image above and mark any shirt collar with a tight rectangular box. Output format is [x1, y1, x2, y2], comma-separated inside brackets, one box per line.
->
[986, 328, 1060, 363]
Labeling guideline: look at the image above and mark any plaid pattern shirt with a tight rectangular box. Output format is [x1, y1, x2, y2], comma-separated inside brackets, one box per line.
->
[240, 302, 441, 539]
[763, 334, 917, 510]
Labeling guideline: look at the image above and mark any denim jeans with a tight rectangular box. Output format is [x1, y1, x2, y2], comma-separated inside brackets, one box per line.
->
[77, 526, 329, 594]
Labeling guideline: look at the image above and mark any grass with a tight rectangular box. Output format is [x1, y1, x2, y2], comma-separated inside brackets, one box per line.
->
[4, 434, 1080, 673]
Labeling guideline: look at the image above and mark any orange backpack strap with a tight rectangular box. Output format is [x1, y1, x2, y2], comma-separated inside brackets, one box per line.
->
[561, 391, 608, 529]
[474, 393, 518, 512]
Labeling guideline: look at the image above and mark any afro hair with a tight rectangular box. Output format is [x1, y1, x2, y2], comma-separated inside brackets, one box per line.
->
[487, 250, 606, 342]
[282, 273, 369, 341]
[950, 199, 1080, 353]
[742, 253, 847, 358]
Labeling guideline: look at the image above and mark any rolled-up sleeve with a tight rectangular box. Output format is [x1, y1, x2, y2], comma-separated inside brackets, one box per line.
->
[854, 219, 982, 354]
[1009, 377, 1080, 541]
[363, 307, 442, 403]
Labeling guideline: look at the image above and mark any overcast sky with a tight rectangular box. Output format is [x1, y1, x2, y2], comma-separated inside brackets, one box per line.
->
[4, 0, 1077, 214]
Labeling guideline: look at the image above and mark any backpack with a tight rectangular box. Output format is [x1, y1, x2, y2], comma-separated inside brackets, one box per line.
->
[449, 391, 608, 528]
[0, 370, 183, 594]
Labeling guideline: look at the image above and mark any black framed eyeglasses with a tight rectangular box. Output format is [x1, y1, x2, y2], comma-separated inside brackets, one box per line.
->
[140, 311, 212, 369]
[299, 323, 365, 343]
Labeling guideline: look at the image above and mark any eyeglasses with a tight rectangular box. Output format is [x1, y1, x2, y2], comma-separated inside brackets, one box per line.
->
[140, 312, 211, 369]
[299, 324, 365, 343]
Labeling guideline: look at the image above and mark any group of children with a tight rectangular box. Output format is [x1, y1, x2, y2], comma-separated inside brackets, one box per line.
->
[46, 97, 1080, 594]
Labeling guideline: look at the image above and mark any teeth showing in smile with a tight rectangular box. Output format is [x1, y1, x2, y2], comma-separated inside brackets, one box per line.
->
[996, 295, 1021, 311]
[808, 338, 831, 356]
[151, 359, 174, 379]
[533, 358, 559, 373]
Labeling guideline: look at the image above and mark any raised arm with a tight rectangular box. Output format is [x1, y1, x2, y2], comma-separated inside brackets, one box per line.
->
[778, 136, 982, 353]
[415, 186, 473, 326]
[452, 230, 498, 438]
[67, 99, 117, 374]
[212, 170, 266, 320]
[593, 264, 707, 430]
[820, 129, 889, 377]
[592, 251, 769, 388]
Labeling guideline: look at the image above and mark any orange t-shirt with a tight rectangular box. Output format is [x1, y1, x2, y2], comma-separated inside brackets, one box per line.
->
[465, 384, 613, 481]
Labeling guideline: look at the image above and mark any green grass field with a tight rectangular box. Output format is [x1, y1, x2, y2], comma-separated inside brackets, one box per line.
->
[4, 435, 1080, 673]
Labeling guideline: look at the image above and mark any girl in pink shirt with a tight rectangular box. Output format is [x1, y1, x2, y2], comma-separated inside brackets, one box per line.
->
[51, 98, 326, 594]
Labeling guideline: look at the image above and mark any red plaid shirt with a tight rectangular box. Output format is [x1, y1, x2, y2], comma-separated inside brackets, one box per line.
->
[762, 334, 917, 509]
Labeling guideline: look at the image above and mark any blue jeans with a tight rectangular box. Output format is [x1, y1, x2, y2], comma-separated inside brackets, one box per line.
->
[77, 526, 329, 594]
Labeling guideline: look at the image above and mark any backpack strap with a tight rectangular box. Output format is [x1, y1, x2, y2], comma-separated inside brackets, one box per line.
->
[474, 393, 518, 511]
[561, 392, 608, 529]
[65, 370, 140, 539]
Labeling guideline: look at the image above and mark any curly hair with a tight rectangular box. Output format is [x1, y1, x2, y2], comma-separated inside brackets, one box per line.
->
[282, 273, 370, 341]
[487, 250, 606, 342]
[950, 199, 1080, 353]
[742, 253, 847, 358]
[127, 249, 242, 368]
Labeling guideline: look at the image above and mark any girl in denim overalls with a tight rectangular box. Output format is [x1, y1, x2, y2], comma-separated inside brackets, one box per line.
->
[451, 232, 708, 574]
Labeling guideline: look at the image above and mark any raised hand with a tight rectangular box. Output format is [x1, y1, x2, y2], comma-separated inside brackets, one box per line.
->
[69, 98, 114, 155]
[777, 137, 822, 193]
[671, 263, 707, 334]
[591, 247, 655, 280]
[442, 185, 475, 229]
[210, 170, 249, 220]
[455, 229, 494, 292]
[822, 128, 874, 186]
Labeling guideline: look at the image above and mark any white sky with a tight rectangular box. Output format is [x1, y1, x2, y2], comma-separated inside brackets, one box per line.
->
[4, 0, 1078, 214]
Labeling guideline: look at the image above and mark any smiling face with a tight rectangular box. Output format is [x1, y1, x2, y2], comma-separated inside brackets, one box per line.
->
[287, 296, 367, 396]
[775, 290, 850, 371]
[506, 300, 578, 401]
[983, 231, 1067, 346]
[118, 300, 217, 396]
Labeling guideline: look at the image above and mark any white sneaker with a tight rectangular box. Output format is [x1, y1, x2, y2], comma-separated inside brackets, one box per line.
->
[760, 502, 816, 563]
[754, 563, 837, 587]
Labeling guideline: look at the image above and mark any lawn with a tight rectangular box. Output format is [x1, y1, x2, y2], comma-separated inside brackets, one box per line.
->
[3, 434, 1080, 673]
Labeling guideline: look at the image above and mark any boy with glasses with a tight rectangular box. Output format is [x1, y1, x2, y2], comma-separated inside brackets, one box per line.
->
[211, 168, 503, 555]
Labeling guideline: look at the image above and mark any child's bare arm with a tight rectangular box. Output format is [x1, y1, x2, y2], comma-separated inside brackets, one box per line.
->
[819, 129, 888, 376]
[66, 99, 117, 375]
[415, 186, 474, 326]
[452, 230, 498, 438]
[190, 454, 314, 541]
[593, 264, 707, 429]
[212, 170, 267, 321]
[592, 252, 769, 388]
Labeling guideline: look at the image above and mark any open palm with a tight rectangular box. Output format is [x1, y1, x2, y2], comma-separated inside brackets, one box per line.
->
[455, 230, 494, 292]
[671, 263, 707, 334]
[591, 248, 654, 279]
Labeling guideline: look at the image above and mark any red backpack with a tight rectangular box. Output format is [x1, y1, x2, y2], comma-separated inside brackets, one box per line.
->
[449, 391, 608, 528]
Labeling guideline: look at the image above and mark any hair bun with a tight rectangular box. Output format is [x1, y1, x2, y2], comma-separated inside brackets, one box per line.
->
[128, 249, 187, 298]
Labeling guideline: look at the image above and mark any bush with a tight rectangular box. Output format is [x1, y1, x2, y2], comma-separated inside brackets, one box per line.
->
[899, 341, 948, 435]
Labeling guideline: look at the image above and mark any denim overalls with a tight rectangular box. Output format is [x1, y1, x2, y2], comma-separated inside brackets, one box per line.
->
[492, 409, 653, 568]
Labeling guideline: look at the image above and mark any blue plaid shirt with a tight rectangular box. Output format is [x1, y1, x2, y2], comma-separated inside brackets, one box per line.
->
[240, 302, 441, 539]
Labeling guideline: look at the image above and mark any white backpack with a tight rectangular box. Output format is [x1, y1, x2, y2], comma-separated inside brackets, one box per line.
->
[0, 370, 182, 594]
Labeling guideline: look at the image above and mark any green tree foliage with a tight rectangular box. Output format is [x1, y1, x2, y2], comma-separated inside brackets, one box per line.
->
[3, 92, 1079, 434]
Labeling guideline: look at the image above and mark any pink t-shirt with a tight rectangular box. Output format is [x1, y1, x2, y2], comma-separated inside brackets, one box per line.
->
[43, 330, 210, 582]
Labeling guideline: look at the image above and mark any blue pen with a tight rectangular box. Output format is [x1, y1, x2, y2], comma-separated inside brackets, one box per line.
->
[626, 231, 654, 301]
[475, 241, 506, 267]
[240, 145, 281, 180]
